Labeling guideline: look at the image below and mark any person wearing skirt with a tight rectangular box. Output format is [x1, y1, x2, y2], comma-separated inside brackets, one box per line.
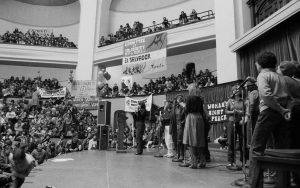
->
[183, 85, 206, 169]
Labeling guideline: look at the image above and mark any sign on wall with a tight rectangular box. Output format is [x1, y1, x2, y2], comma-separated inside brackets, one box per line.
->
[206, 101, 227, 123]
[122, 33, 167, 75]
[124, 95, 152, 112]
[71, 80, 97, 98]
[73, 97, 98, 110]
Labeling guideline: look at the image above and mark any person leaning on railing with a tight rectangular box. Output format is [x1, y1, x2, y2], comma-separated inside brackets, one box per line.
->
[190, 9, 201, 22]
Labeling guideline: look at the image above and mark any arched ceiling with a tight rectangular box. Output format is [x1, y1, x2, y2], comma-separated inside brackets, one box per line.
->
[16, 0, 78, 6]
[110, 0, 189, 12]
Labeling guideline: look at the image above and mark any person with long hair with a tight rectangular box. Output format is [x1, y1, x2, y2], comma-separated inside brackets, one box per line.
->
[183, 85, 206, 168]
[133, 102, 147, 155]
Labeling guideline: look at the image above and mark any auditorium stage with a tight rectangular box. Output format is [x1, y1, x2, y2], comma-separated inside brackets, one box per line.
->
[23, 149, 242, 188]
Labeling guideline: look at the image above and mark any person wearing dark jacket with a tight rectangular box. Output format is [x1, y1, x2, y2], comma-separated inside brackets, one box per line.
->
[171, 95, 186, 162]
[133, 103, 147, 155]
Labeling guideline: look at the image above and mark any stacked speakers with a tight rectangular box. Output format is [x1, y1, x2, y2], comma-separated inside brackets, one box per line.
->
[98, 101, 111, 150]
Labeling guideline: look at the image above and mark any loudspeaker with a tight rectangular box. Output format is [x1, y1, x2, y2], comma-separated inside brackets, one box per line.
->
[99, 125, 109, 150]
[98, 101, 111, 125]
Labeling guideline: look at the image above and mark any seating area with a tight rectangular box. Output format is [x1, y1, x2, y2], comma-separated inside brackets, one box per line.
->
[100, 68, 216, 98]
[0, 76, 62, 98]
[0, 28, 77, 48]
[98, 9, 214, 47]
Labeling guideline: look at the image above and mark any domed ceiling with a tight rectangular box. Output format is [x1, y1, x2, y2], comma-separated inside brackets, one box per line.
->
[110, 0, 189, 12]
[16, 0, 78, 6]
[0, 0, 80, 27]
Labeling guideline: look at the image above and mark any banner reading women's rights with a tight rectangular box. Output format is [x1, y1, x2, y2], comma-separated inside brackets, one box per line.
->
[124, 95, 152, 112]
[122, 33, 167, 75]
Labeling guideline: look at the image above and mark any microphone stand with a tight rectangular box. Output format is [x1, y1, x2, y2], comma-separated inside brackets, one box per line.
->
[233, 85, 248, 186]
[154, 113, 163, 157]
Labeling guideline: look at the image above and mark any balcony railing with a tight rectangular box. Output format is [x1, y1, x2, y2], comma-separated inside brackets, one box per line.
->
[98, 10, 215, 48]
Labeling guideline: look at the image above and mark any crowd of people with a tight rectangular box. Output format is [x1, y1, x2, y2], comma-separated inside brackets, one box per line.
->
[100, 68, 217, 98]
[0, 29, 77, 48]
[0, 76, 61, 98]
[99, 9, 205, 47]
[0, 93, 100, 187]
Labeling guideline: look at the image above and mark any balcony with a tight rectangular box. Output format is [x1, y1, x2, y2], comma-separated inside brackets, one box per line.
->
[94, 18, 216, 66]
[0, 43, 78, 68]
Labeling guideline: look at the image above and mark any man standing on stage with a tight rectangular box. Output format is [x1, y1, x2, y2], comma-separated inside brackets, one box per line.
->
[248, 52, 291, 187]
[225, 85, 245, 169]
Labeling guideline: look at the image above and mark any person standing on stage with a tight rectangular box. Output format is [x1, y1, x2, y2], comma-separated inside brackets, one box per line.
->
[133, 102, 147, 155]
[171, 95, 186, 162]
[245, 78, 259, 147]
[183, 85, 207, 168]
[247, 52, 293, 187]
[225, 85, 245, 169]
[161, 100, 175, 158]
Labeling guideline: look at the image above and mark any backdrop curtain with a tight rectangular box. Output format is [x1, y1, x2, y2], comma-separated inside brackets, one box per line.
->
[238, 13, 300, 78]
[166, 80, 242, 140]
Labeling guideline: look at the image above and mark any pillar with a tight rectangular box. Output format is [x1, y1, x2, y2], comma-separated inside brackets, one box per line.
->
[76, 0, 99, 80]
[215, 0, 239, 83]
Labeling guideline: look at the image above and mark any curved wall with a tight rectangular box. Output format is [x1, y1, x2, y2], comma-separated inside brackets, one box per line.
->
[110, 0, 189, 12]
[0, 0, 80, 27]
[108, 0, 214, 35]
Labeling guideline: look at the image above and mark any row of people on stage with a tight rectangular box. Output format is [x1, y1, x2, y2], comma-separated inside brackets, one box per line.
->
[223, 52, 300, 187]
[132, 85, 211, 169]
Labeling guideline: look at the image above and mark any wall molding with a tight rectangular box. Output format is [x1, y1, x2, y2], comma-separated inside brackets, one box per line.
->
[230, 0, 300, 52]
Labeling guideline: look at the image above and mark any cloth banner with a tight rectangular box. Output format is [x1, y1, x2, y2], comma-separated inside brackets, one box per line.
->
[28, 28, 53, 37]
[37, 87, 66, 98]
[206, 101, 228, 123]
[124, 95, 152, 112]
[121, 76, 133, 89]
[71, 80, 97, 98]
[122, 32, 167, 75]
[73, 97, 98, 110]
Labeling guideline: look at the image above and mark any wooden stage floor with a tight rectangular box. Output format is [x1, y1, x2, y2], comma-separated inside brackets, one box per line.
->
[23, 149, 242, 188]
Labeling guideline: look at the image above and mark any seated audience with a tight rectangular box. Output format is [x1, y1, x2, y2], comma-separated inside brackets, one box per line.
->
[0, 29, 76, 48]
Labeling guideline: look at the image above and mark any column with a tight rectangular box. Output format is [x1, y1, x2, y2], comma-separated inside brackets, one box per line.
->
[215, 0, 239, 84]
[76, 0, 99, 80]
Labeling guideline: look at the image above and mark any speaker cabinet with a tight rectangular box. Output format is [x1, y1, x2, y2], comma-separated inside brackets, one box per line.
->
[98, 101, 111, 125]
[99, 125, 109, 150]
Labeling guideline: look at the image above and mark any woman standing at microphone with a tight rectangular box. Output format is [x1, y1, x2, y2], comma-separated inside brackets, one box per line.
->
[133, 102, 147, 155]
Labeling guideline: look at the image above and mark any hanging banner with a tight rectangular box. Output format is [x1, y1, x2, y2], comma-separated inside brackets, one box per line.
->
[73, 97, 99, 110]
[37, 87, 66, 98]
[122, 32, 167, 75]
[121, 76, 133, 89]
[71, 80, 97, 98]
[124, 95, 152, 112]
[206, 101, 228, 123]
[28, 28, 53, 37]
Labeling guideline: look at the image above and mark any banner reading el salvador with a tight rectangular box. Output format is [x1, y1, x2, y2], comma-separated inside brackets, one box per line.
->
[122, 33, 167, 75]
[124, 95, 152, 112]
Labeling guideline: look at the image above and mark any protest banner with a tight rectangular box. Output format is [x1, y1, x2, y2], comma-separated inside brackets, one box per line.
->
[71, 80, 97, 98]
[37, 87, 66, 98]
[73, 97, 98, 110]
[206, 101, 228, 123]
[122, 32, 167, 75]
[124, 95, 152, 112]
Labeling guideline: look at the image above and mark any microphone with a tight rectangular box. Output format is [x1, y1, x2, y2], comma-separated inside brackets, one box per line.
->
[238, 76, 256, 89]
[230, 77, 256, 98]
